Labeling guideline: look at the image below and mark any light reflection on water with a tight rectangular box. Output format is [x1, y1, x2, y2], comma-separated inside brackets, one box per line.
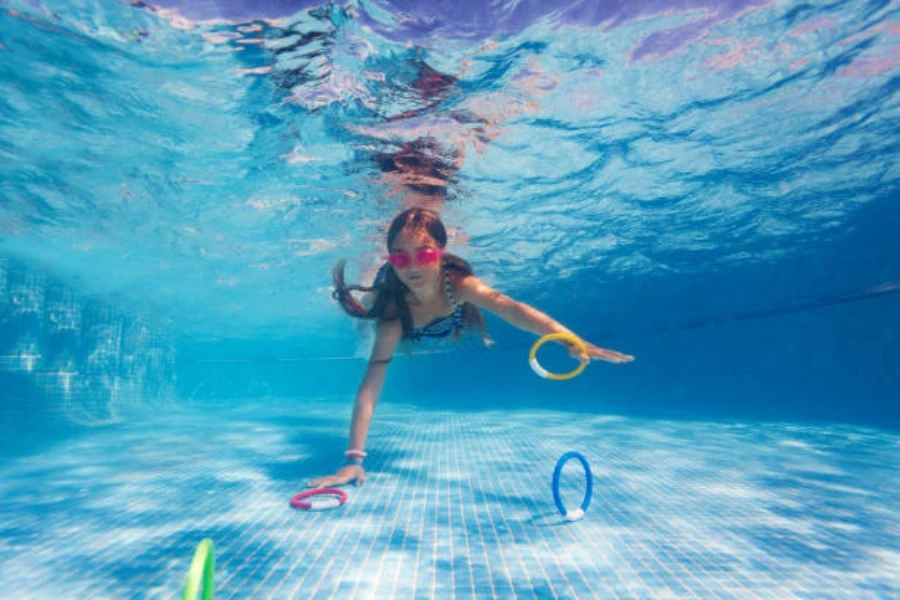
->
[0, 400, 897, 598]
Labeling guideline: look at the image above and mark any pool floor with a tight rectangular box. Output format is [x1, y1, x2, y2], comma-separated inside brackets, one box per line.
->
[0, 399, 897, 599]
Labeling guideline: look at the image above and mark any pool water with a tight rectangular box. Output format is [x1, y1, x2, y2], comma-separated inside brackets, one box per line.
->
[1, 0, 898, 598]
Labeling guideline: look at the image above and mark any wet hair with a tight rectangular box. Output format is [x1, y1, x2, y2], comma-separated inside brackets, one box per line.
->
[332, 207, 489, 344]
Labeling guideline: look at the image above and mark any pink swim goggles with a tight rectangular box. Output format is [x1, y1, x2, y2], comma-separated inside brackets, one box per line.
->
[387, 247, 443, 268]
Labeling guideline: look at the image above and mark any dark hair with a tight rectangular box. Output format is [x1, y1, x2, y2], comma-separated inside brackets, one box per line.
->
[332, 207, 489, 344]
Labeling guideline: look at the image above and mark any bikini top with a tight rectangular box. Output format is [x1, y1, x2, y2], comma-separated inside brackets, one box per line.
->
[374, 265, 466, 340]
[408, 273, 466, 340]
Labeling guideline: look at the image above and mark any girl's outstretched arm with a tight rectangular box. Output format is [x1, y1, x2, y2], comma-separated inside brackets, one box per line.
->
[456, 274, 634, 364]
[307, 318, 403, 488]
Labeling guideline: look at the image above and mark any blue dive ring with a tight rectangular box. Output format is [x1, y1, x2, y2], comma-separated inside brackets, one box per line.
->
[552, 451, 593, 521]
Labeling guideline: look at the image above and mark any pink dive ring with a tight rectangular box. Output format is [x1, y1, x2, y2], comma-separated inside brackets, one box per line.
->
[290, 488, 348, 510]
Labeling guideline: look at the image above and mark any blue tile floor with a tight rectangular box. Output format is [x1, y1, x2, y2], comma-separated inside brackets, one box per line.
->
[0, 399, 898, 599]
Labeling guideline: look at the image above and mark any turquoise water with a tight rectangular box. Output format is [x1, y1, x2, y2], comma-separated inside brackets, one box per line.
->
[1, 0, 899, 598]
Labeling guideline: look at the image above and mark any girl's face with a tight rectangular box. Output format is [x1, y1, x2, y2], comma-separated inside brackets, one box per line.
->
[388, 227, 444, 291]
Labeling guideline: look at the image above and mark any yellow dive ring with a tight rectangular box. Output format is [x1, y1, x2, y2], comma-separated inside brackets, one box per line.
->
[529, 333, 588, 381]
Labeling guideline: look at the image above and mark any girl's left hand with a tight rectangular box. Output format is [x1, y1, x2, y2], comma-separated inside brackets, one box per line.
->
[567, 339, 634, 364]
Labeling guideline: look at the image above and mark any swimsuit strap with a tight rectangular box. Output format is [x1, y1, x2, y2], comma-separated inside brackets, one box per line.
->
[444, 271, 458, 308]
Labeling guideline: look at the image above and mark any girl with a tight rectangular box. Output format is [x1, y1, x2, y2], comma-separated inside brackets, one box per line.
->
[307, 207, 633, 488]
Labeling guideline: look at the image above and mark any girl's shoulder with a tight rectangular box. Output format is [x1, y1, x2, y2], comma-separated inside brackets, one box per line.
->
[377, 314, 403, 335]
[381, 297, 400, 320]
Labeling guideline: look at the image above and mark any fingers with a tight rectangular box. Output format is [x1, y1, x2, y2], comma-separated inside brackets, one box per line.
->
[306, 476, 341, 489]
[307, 466, 364, 490]
[612, 350, 635, 362]
[588, 348, 635, 363]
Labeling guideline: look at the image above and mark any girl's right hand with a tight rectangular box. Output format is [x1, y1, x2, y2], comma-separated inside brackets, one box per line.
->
[306, 465, 365, 489]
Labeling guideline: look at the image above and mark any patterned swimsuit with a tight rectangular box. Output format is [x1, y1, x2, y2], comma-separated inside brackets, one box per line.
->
[408, 272, 466, 340]
[374, 265, 466, 340]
